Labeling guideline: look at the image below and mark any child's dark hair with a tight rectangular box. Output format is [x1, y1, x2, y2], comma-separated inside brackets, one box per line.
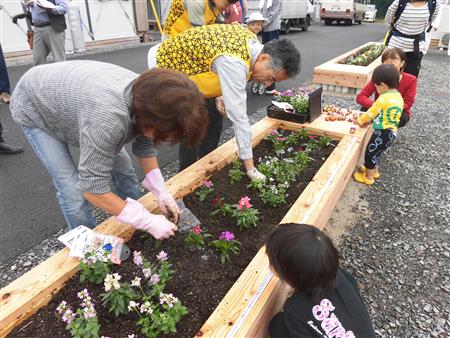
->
[382, 47, 406, 71]
[265, 223, 339, 300]
[371, 64, 400, 89]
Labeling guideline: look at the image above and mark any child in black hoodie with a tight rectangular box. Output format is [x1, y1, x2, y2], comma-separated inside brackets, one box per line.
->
[266, 223, 375, 338]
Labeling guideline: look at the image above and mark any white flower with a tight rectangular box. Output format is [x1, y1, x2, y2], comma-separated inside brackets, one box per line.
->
[139, 301, 153, 315]
[128, 335, 136, 338]
[104, 273, 121, 292]
[142, 268, 151, 278]
[131, 277, 141, 287]
[128, 301, 139, 312]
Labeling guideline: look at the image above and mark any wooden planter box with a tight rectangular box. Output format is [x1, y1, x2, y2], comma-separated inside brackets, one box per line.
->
[312, 42, 382, 96]
[0, 115, 370, 337]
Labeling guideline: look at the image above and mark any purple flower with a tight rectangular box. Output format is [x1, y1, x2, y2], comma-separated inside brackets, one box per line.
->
[203, 180, 213, 188]
[150, 274, 160, 285]
[62, 309, 74, 323]
[82, 305, 97, 319]
[219, 231, 235, 241]
[156, 251, 168, 261]
[56, 301, 67, 314]
[133, 251, 143, 266]
[77, 289, 90, 300]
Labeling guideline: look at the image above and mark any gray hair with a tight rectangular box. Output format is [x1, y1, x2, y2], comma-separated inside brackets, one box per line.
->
[261, 39, 301, 77]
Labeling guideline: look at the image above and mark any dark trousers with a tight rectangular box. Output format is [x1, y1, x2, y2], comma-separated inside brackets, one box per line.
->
[403, 52, 423, 78]
[0, 44, 11, 94]
[262, 30, 280, 91]
[364, 129, 397, 169]
[178, 98, 223, 171]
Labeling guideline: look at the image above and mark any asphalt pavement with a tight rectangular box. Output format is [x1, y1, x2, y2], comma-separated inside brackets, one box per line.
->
[0, 22, 386, 263]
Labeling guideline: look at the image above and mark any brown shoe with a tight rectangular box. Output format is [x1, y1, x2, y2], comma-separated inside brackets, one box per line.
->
[1, 92, 11, 104]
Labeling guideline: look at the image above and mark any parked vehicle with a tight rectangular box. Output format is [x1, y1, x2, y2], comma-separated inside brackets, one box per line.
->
[320, 0, 365, 25]
[247, 0, 312, 33]
[363, 4, 377, 22]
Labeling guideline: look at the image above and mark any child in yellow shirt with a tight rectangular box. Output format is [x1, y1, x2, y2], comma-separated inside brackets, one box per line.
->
[354, 64, 404, 185]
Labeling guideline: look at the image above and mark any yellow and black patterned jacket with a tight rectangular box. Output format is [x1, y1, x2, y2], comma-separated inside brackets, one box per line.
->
[157, 24, 257, 98]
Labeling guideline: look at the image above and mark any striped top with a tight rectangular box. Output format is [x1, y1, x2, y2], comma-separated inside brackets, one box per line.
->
[385, 0, 441, 53]
[11, 61, 157, 194]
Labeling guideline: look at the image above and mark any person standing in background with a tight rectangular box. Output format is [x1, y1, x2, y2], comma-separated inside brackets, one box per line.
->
[260, 0, 281, 95]
[384, 0, 441, 77]
[0, 44, 23, 154]
[14, 0, 68, 66]
[163, 0, 239, 39]
[225, 0, 247, 23]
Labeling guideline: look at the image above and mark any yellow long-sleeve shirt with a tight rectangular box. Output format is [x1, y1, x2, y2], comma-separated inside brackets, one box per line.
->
[357, 90, 404, 132]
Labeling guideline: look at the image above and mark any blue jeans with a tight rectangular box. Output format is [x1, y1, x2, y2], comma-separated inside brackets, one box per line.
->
[22, 127, 140, 230]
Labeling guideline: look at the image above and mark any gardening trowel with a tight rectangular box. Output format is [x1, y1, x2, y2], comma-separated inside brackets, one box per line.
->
[165, 199, 201, 232]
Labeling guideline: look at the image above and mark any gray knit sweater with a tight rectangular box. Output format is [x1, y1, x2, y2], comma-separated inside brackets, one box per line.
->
[11, 61, 157, 194]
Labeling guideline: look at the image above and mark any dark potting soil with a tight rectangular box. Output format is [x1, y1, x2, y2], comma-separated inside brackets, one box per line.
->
[9, 136, 336, 338]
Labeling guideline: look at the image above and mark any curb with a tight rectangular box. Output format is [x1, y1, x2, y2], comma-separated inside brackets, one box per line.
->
[5, 40, 159, 68]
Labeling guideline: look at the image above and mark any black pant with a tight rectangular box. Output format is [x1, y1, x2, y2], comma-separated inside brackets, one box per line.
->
[0, 44, 11, 94]
[403, 52, 423, 78]
[178, 98, 223, 171]
[364, 129, 397, 169]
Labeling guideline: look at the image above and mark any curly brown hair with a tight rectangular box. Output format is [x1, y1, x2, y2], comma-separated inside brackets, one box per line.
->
[132, 68, 208, 147]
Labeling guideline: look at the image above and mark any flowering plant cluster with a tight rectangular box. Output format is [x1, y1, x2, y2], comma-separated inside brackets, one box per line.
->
[184, 225, 212, 249]
[210, 196, 234, 217]
[275, 89, 310, 115]
[232, 196, 259, 230]
[228, 160, 245, 184]
[101, 272, 137, 317]
[195, 180, 215, 201]
[56, 289, 100, 338]
[66, 249, 187, 338]
[79, 247, 113, 284]
[209, 231, 241, 264]
[248, 129, 331, 207]
[127, 251, 187, 337]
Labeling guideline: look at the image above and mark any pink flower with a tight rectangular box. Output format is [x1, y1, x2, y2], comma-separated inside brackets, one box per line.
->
[192, 226, 202, 235]
[276, 136, 286, 142]
[203, 180, 213, 188]
[219, 231, 235, 241]
[238, 196, 252, 210]
[156, 251, 168, 261]
[56, 301, 67, 314]
[133, 251, 143, 266]
[271, 130, 279, 135]
[309, 135, 317, 139]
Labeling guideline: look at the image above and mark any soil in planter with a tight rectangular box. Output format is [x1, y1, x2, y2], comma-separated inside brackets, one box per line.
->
[9, 134, 336, 338]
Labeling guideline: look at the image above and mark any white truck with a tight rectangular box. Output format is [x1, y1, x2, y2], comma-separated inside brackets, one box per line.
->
[363, 4, 377, 22]
[319, 0, 365, 25]
[246, 0, 313, 33]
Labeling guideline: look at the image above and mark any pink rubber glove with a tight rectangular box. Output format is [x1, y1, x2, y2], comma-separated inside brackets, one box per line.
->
[142, 168, 180, 223]
[116, 198, 177, 240]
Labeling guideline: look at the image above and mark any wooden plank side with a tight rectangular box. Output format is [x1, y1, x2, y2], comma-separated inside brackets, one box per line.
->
[276, 116, 369, 141]
[0, 118, 279, 337]
[200, 135, 363, 337]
